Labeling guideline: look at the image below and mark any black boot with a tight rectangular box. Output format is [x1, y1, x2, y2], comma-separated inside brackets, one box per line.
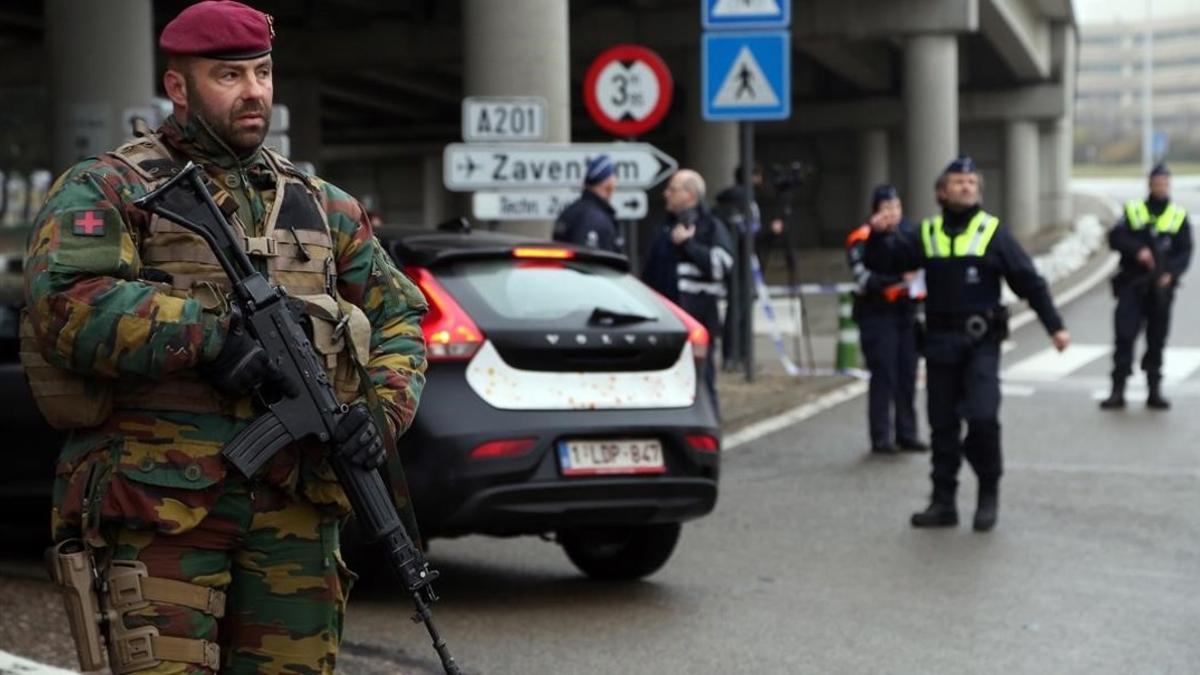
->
[973, 489, 999, 532]
[1099, 376, 1126, 410]
[1147, 377, 1170, 410]
[911, 499, 959, 528]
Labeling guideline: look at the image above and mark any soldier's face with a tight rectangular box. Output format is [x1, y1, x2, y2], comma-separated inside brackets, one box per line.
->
[186, 56, 274, 155]
[943, 172, 980, 209]
[1150, 175, 1171, 200]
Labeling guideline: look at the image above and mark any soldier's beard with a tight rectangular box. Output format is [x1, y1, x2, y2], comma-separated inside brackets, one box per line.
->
[189, 92, 272, 158]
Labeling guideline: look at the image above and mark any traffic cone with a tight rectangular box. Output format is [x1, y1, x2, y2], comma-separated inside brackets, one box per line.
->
[835, 291, 859, 372]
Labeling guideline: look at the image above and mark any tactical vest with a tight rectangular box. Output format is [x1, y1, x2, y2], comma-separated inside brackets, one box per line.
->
[920, 210, 1003, 314]
[1124, 199, 1187, 234]
[22, 133, 371, 428]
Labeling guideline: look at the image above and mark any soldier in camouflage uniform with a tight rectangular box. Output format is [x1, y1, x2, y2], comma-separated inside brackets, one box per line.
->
[23, 2, 427, 673]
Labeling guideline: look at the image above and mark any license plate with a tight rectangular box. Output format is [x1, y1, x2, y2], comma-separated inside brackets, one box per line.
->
[557, 439, 666, 476]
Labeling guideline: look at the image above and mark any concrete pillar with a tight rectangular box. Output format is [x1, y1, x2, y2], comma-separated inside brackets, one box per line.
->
[1005, 119, 1039, 242]
[463, 0, 570, 236]
[857, 128, 889, 209]
[903, 34, 958, 218]
[276, 78, 323, 171]
[46, 0, 155, 172]
[1041, 24, 1077, 230]
[686, 59, 739, 195]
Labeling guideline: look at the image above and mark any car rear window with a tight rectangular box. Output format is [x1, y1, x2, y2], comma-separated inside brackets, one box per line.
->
[439, 259, 670, 324]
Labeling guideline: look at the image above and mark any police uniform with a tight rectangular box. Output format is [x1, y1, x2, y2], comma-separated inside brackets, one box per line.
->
[553, 154, 624, 253]
[865, 157, 1065, 532]
[23, 3, 427, 672]
[846, 185, 926, 454]
[1100, 164, 1193, 410]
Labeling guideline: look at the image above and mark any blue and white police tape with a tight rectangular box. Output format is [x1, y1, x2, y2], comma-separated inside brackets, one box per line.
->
[749, 254, 801, 377]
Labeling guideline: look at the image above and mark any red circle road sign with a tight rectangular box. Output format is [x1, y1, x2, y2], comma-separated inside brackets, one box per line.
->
[584, 44, 674, 138]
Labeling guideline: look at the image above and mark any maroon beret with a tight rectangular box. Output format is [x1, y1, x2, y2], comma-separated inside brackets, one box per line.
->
[160, 1, 274, 60]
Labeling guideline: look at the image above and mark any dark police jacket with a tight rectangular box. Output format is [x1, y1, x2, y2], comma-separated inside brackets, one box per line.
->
[642, 203, 735, 332]
[553, 190, 623, 253]
[846, 219, 923, 318]
[864, 204, 1063, 337]
[1109, 196, 1193, 292]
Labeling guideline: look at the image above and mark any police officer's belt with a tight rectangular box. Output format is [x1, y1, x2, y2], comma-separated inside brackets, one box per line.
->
[925, 308, 1009, 340]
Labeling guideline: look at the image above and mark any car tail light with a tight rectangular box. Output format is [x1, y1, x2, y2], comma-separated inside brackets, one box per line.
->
[468, 438, 538, 460]
[685, 434, 719, 453]
[405, 266, 484, 361]
[655, 294, 710, 359]
[512, 246, 575, 260]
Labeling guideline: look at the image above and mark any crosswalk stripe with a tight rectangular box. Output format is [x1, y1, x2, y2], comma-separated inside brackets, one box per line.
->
[1157, 346, 1200, 383]
[1002, 344, 1111, 381]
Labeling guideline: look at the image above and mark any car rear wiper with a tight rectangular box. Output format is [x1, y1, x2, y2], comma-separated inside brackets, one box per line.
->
[588, 307, 658, 326]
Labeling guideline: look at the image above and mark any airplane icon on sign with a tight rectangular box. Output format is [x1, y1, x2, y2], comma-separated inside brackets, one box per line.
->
[456, 155, 479, 177]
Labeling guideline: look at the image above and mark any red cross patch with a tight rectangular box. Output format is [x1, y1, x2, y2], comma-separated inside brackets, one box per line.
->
[72, 210, 106, 237]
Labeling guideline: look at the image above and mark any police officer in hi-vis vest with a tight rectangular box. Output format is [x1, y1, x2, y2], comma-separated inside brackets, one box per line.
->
[866, 156, 1070, 532]
[845, 184, 927, 455]
[23, 2, 427, 672]
[1100, 163, 1193, 411]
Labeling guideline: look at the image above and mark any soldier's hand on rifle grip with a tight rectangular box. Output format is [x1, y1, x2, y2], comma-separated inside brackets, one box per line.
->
[201, 309, 298, 398]
[333, 403, 387, 469]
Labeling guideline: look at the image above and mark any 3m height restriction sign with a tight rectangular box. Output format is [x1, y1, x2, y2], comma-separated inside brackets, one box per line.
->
[702, 31, 790, 121]
[702, 0, 790, 30]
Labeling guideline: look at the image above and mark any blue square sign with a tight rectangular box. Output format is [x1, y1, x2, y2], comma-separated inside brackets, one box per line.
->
[702, 0, 790, 30]
[702, 31, 790, 121]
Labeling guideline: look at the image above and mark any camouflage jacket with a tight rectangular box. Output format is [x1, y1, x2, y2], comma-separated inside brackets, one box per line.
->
[25, 117, 428, 541]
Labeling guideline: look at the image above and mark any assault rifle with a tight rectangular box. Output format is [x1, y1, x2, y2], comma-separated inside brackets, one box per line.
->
[134, 163, 461, 675]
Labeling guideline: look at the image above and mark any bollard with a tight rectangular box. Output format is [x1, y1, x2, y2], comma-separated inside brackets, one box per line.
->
[835, 292, 859, 372]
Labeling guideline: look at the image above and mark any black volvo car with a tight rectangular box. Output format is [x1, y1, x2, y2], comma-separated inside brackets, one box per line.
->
[385, 227, 720, 580]
[1, 226, 721, 580]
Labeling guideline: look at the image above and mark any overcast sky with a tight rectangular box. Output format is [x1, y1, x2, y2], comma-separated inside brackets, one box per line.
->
[1076, 0, 1198, 24]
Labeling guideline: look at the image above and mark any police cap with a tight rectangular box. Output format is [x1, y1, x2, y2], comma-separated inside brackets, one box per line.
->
[942, 154, 978, 176]
[160, 1, 274, 60]
[585, 154, 615, 186]
[1150, 162, 1171, 178]
[871, 184, 899, 210]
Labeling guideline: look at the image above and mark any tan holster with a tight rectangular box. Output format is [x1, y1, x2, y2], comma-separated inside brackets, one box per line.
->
[45, 543, 227, 674]
[45, 540, 106, 672]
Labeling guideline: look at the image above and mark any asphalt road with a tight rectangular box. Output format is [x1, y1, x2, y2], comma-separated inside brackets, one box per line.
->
[3, 179, 1198, 674]
[330, 178, 1200, 674]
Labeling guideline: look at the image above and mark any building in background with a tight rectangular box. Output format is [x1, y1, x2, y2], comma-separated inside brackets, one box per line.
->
[1076, 14, 1200, 165]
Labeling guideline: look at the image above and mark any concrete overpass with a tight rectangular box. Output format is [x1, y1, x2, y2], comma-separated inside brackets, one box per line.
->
[0, 0, 1077, 247]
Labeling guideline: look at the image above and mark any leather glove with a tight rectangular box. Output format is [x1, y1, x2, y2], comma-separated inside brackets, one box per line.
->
[201, 309, 298, 398]
[333, 403, 387, 469]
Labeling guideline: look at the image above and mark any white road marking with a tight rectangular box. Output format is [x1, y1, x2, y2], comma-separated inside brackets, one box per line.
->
[0, 650, 77, 674]
[1002, 344, 1111, 381]
[1000, 384, 1036, 397]
[724, 381, 868, 450]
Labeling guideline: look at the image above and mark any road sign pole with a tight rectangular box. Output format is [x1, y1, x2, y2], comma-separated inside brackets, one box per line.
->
[740, 121, 756, 383]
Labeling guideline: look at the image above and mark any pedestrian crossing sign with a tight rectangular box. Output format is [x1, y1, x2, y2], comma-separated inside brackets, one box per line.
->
[703, 0, 790, 29]
[702, 31, 790, 121]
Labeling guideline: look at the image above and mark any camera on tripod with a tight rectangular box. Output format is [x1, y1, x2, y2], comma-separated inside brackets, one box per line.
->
[768, 161, 814, 193]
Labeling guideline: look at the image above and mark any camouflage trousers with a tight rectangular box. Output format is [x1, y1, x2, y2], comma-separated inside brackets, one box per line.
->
[105, 479, 355, 674]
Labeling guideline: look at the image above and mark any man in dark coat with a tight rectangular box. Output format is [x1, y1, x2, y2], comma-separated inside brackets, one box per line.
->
[553, 154, 624, 253]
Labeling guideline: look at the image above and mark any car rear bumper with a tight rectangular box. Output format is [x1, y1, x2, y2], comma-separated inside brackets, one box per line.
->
[443, 477, 717, 536]
[396, 365, 721, 538]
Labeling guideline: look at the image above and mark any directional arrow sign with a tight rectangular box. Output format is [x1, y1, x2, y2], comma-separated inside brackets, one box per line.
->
[444, 143, 677, 191]
[473, 190, 649, 221]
